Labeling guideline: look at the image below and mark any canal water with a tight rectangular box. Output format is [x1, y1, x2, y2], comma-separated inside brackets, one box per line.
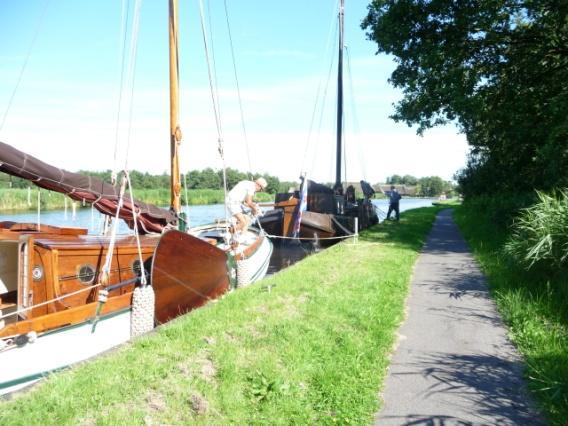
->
[0, 198, 435, 275]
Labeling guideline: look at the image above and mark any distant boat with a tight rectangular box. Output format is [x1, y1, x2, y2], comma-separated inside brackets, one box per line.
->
[0, 0, 271, 395]
[259, 0, 378, 245]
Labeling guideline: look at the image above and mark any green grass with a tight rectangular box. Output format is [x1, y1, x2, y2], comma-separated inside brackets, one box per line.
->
[454, 204, 568, 425]
[0, 188, 274, 211]
[0, 207, 440, 425]
[431, 199, 461, 207]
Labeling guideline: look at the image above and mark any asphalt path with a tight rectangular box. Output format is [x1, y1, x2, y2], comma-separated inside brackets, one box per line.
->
[375, 209, 545, 425]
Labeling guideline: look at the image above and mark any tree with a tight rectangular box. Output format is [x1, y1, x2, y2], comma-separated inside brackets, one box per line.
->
[363, 0, 568, 197]
[386, 174, 403, 184]
[417, 176, 446, 197]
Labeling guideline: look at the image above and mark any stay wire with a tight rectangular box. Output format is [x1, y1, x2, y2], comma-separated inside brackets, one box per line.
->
[207, 0, 223, 135]
[198, 0, 229, 227]
[310, 22, 338, 179]
[112, 0, 131, 184]
[345, 46, 367, 182]
[223, 0, 253, 177]
[0, 0, 51, 133]
[301, 0, 339, 176]
[122, 0, 143, 171]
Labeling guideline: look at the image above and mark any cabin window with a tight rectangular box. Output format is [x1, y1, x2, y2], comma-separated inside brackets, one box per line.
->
[77, 264, 96, 285]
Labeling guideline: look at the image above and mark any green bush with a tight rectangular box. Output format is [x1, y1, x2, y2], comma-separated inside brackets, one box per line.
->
[461, 192, 537, 228]
[505, 190, 568, 270]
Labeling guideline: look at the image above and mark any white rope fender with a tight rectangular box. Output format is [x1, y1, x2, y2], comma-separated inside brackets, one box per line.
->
[131, 284, 154, 337]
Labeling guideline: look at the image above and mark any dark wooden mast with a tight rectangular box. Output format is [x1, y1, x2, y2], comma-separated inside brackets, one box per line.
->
[335, 0, 345, 191]
[169, 0, 182, 217]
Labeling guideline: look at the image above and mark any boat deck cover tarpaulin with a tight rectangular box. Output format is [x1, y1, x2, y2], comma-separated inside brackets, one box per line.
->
[0, 141, 177, 233]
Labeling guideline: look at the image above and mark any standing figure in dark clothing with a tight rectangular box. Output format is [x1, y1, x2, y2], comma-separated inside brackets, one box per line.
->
[360, 180, 376, 199]
[386, 185, 401, 221]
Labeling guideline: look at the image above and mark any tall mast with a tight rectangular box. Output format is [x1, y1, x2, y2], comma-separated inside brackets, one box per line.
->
[335, 0, 344, 190]
[169, 0, 182, 216]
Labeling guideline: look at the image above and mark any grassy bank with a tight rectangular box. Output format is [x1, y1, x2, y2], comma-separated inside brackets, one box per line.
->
[0, 207, 441, 425]
[454, 203, 568, 425]
[0, 188, 274, 211]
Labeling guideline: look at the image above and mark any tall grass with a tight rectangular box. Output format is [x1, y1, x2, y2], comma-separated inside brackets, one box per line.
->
[454, 198, 568, 425]
[0, 188, 274, 211]
[504, 190, 568, 269]
[0, 189, 68, 211]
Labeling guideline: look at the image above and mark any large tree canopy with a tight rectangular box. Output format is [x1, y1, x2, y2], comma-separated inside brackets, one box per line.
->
[362, 0, 568, 196]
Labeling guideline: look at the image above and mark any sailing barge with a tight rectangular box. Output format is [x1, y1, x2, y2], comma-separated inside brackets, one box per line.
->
[259, 0, 378, 245]
[0, 0, 271, 395]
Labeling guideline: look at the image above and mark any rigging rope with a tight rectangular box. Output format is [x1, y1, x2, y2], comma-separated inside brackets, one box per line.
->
[206, 0, 223, 140]
[311, 21, 339, 180]
[122, 0, 143, 171]
[223, 0, 253, 177]
[301, 0, 340, 177]
[111, 0, 131, 184]
[125, 171, 147, 285]
[345, 46, 368, 182]
[198, 0, 230, 229]
[0, 0, 51, 133]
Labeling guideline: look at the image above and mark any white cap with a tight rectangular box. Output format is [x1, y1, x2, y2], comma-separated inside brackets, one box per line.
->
[255, 177, 268, 189]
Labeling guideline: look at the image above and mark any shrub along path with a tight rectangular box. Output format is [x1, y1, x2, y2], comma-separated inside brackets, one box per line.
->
[375, 209, 544, 425]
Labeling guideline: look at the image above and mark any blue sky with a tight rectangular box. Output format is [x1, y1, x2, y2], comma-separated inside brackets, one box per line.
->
[0, 0, 469, 184]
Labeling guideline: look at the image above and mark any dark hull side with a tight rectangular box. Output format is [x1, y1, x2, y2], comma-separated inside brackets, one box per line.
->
[259, 188, 378, 246]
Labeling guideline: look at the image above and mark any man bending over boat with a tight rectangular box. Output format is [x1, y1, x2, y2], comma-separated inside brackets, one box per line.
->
[227, 178, 267, 233]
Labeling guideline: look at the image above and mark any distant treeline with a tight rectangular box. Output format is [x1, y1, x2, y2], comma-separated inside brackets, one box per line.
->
[385, 174, 455, 197]
[0, 170, 453, 204]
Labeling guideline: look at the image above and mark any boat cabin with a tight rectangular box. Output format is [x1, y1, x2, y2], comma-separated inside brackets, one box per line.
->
[0, 222, 157, 337]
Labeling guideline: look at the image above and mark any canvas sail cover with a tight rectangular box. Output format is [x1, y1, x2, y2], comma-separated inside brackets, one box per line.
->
[0, 141, 177, 233]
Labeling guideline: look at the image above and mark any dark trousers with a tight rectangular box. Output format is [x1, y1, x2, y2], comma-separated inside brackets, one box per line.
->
[387, 202, 400, 220]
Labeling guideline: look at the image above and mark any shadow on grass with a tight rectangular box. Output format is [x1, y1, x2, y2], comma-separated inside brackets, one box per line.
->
[381, 352, 545, 425]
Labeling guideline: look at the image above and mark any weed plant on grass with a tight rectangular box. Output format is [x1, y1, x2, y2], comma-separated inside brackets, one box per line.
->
[454, 203, 568, 425]
[0, 207, 440, 425]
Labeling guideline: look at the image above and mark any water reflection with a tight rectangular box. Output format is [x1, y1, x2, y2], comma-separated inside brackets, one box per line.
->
[0, 198, 435, 275]
[267, 240, 316, 275]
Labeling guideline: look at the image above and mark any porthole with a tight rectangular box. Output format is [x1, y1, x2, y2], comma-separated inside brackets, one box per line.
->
[77, 264, 96, 285]
[32, 265, 44, 281]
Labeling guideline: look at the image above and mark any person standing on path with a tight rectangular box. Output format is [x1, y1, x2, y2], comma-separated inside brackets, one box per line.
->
[226, 178, 267, 233]
[386, 185, 401, 221]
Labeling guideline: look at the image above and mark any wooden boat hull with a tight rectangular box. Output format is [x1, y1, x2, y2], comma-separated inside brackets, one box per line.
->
[151, 230, 230, 324]
[0, 222, 272, 395]
[189, 223, 273, 288]
[259, 188, 378, 246]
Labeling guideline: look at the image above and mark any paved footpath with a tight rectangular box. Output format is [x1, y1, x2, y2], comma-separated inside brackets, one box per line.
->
[375, 209, 545, 425]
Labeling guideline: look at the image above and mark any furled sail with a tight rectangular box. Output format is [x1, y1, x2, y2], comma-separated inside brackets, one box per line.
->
[0, 141, 177, 233]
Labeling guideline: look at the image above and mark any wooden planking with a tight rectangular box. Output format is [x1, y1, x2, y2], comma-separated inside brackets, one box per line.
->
[151, 230, 230, 324]
[0, 292, 132, 338]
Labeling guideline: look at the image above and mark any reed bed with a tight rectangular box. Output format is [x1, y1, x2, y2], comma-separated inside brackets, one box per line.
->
[0, 188, 274, 211]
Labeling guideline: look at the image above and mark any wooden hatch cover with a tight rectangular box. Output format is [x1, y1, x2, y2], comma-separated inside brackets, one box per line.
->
[151, 230, 230, 324]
